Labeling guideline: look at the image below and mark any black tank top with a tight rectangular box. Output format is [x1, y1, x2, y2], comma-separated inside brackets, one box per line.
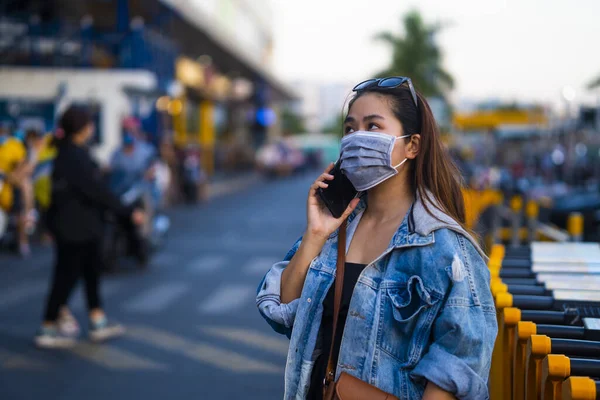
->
[307, 262, 367, 400]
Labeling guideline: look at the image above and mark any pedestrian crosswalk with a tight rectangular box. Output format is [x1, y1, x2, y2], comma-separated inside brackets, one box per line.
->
[0, 254, 289, 374]
[187, 255, 228, 273]
[0, 255, 279, 316]
[124, 282, 189, 313]
[0, 324, 286, 374]
[0, 280, 47, 311]
[198, 283, 256, 314]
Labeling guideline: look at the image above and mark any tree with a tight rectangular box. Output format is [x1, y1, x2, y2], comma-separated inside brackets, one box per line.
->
[374, 10, 454, 98]
[587, 75, 600, 90]
[280, 107, 306, 135]
[322, 113, 345, 138]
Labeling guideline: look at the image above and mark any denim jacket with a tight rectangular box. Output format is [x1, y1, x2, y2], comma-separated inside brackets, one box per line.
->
[256, 193, 497, 400]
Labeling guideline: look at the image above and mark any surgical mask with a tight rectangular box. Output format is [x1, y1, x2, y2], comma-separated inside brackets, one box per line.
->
[123, 132, 136, 146]
[340, 131, 410, 191]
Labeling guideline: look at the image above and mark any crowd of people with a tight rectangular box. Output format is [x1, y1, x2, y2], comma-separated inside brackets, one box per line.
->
[0, 107, 209, 259]
[0, 104, 215, 348]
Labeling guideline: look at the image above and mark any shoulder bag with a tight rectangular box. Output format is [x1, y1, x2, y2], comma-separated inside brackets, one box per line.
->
[322, 219, 399, 400]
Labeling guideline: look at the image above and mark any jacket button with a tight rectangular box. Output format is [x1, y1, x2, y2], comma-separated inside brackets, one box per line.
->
[307, 298, 311, 303]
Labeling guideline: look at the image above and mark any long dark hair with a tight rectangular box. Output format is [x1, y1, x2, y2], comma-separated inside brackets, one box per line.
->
[53, 105, 92, 146]
[348, 85, 467, 229]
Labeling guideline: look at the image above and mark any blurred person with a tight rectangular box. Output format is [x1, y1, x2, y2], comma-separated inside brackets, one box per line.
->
[257, 77, 496, 399]
[35, 105, 145, 349]
[0, 121, 35, 256]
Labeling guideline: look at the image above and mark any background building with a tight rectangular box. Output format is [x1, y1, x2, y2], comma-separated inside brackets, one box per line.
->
[0, 0, 295, 173]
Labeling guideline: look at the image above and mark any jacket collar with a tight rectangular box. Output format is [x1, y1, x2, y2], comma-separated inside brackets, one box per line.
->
[348, 190, 487, 260]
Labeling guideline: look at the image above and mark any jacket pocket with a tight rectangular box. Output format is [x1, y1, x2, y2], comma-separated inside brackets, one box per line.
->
[378, 275, 442, 367]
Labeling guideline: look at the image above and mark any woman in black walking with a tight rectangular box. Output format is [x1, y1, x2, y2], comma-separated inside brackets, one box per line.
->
[35, 105, 145, 348]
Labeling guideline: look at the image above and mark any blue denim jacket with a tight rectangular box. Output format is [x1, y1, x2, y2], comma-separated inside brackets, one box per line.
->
[257, 193, 497, 400]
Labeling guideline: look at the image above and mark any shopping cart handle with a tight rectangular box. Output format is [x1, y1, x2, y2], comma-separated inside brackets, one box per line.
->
[501, 268, 535, 279]
[570, 358, 600, 378]
[502, 258, 532, 269]
[537, 325, 585, 340]
[521, 310, 573, 325]
[512, 294, 554, 310]
[552, 338, 600, 357]
[507, 284, 547, 296]
[502, 278, 540, 286]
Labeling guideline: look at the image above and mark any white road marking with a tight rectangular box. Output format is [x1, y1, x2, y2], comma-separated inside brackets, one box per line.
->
[71, 280, 124, 311]
[200, 326, 289, 357]
[198, 284, 255, 314]
[188, 255, 228, 273]
[123, 282, 189, 313]
[69, 342, 167, 370]
[0, 347, 47, 370]
[0, 281, 47, 310]
[243, 257, 279, 275]
[126, 325, 281, 374]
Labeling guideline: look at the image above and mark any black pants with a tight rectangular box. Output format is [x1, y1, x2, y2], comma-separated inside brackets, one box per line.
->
[43, 240, 103, 322]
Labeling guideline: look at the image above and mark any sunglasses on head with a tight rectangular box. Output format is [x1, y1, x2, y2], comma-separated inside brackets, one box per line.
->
[352, 76, 418, 109]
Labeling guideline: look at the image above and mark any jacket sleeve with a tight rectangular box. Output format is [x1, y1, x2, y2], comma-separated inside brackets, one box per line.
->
[64, 154, 131, 217]
[256, 237, 303, 339]
[411, 235, 498, 400]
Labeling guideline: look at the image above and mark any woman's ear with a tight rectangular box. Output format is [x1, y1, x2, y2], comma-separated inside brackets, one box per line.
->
[406, 134, 420, 159]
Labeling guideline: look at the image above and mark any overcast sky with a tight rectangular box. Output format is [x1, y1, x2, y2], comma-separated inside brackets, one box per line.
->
[271, 0, 600, 108]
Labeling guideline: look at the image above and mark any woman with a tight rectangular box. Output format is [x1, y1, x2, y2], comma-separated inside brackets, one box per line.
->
[35, 105, 145, 349]
[257, 77, 497, 400]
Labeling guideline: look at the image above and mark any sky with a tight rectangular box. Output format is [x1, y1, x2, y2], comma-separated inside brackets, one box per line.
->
[271, 0, 600, 109]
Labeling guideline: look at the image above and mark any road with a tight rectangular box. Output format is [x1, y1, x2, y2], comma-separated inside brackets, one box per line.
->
[0, 172, 314, 400]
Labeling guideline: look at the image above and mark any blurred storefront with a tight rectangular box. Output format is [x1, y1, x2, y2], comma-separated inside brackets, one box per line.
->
[0, 0, 295, 172]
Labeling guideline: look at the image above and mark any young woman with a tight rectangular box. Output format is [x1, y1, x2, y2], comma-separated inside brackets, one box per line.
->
[35, 105, 145, 348]
[257, 77, 497, 400]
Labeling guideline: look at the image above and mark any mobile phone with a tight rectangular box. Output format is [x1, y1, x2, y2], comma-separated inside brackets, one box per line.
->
[317, 160, 360, 219]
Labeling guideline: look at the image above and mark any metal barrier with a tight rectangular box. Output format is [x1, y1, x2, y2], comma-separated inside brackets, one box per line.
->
[487, 241, 600, 400]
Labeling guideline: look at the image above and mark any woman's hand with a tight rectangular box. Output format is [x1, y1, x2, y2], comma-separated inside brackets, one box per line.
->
[306, 163, 360, 242]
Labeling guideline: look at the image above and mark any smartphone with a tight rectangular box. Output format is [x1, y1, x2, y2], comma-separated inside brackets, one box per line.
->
[317, 160, 360, 219]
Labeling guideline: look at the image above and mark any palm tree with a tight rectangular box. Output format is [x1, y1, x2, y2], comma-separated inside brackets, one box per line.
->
[588, 75, 600, 90]
[374, 10, 454, 98]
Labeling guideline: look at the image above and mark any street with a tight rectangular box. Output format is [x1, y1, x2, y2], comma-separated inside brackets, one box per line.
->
[0, 172, 313, 400]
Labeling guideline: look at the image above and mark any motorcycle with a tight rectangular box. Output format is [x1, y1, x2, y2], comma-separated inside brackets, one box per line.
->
[101, 181, 170, 272]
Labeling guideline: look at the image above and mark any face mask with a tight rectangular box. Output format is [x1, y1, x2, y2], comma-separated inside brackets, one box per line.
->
[340, 131, 410, 191]
[123, 133, 136, 146]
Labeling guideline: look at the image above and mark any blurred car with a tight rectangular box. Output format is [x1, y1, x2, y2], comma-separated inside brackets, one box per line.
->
[255, 139, 306, 177]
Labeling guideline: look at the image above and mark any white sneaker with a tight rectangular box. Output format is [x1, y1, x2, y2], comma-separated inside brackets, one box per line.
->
[34, 326, 77, 349]
[57, 310, 80, 337]
[89, 318, 125, 342]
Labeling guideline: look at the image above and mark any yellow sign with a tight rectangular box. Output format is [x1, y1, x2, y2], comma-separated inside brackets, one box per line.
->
[453, 110, 547, 131]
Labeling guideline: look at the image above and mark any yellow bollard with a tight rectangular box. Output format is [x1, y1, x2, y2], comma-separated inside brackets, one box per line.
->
[525, 335, 552, 400]
[561, 376, 597, 400]
[491, 244, 506, 261]
[540, 354, 570, 400]
[567, 212, 584, 242]
[501, 307, 522, 400]
[514, 321, 537, 400]
[510, 196, 524, 247]
[526, 200, 539, 243]
[511, 196, 524, 213]
[491, 281, 508, 297]
[491, 293, 514, 400]
[488, 257, 502, 271]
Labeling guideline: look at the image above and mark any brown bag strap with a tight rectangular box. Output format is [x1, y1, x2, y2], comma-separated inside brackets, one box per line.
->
[324, 218, 347, 391]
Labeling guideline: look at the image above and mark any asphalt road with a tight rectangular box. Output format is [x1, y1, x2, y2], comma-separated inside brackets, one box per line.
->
[0, 171, 315, 400]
